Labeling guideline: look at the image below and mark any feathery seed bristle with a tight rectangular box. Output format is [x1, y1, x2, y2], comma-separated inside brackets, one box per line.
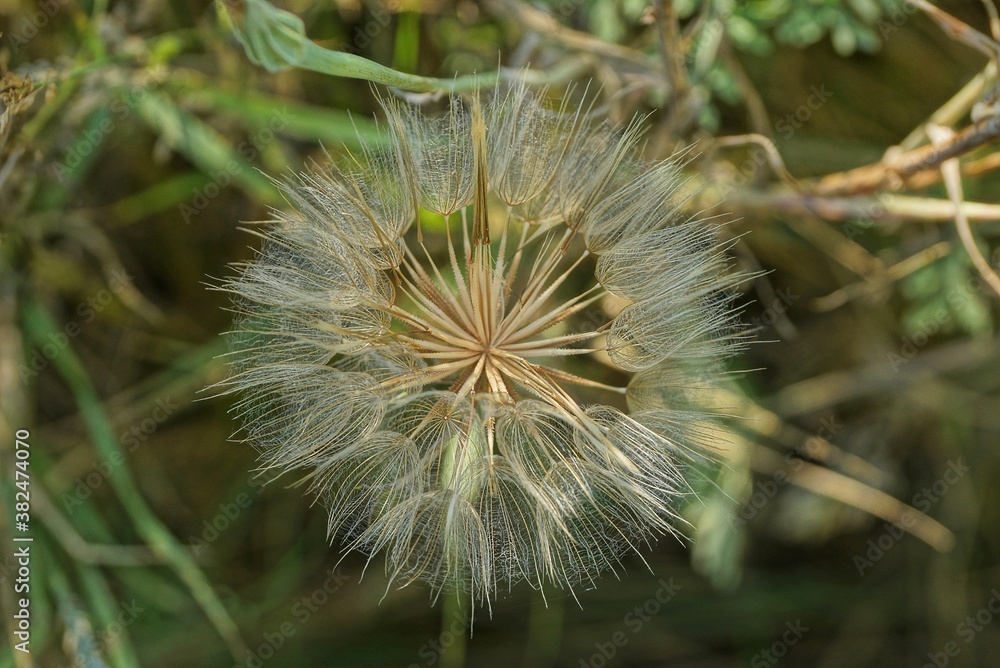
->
[216, 81, 749, 608]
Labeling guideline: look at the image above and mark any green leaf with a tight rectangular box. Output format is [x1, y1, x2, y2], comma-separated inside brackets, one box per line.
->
[223, 0, 497, 93]
[230, 0, 307, 72]
[776, 11, 825, 47]
[173, 84, 385, 147]
[848, 0, 882, 23]
[131, 90, 280, 204]
[832, 18, 858, 56]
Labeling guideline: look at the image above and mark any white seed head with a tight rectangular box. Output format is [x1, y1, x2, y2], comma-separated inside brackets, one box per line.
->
[217, 83, 749, 607]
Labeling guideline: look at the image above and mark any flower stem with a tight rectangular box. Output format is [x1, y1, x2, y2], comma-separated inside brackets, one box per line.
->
[439, 589, 469, 668]
[228, 0, 500, 93]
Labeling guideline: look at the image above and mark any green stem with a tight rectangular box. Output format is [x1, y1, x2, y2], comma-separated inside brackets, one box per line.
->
[229, 0, 499, 93]
[300, 41, 497, 93]
[75, 561, 142, 668]
[393, 11, 421, 74]
[438, 590, 469, 668]
[19, 299, 248, 662]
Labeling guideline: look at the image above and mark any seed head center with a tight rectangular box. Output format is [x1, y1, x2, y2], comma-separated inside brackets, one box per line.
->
[387, 212, 615, 417]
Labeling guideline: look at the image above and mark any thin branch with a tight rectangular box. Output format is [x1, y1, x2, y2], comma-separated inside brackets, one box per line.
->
[484, 0, 656, 70]
[910, 0, 1000, 64]
[929, 123, 1000, 298]
[712, 134, 799, 187]
[811, 114, 1000, 196]
[718, 387, 887, 488]
[750, 446, 954, 552]
[653, 0, 690, 101]
[720, 44, 773, 136]
[983, 0, 1000, 42]
[736, 245, 799, 340]
[712, 188, 1000, 223]
[905, 148, 1000, 188]
[811, 241, 952, 312]
[33, 485, 176, 566]
[764, 337, 1000, 418]
[954, 216, 1000, 281]
[898, 63, 995, 151]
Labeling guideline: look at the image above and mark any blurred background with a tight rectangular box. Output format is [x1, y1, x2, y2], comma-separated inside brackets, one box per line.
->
[2, 0, 1000, 666]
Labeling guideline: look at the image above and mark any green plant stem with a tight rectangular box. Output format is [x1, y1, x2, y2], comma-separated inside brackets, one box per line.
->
[229, 0, 499, 93]
[45, 552, 102, 667]
[19, 299, 249, 662]
[438, 590, 469, 668]
[300, 40, 497, 93]
[393, 11, 421, 74]
[131, 91, 280, 204]
[76, 561, 142, 668]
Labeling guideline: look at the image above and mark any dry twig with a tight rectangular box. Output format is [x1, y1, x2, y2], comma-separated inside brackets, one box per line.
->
[485, 0, 656, 70]
[32, 485, 177, 566]
[929, 123, 1000, 298]
[811, 241, 952, 312]
[652, 0, 690, 101]
[910, 0, 1000, 64]
[811, 114, 1000, 196]
[751, 447, 955, 552]
[708, 189, 1000, 224]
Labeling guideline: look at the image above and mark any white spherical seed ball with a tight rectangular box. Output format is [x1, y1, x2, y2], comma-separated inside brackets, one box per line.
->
[218, 81, 749, 608]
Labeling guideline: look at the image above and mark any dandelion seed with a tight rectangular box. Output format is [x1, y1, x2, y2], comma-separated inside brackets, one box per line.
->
[217, 81, 749, 608]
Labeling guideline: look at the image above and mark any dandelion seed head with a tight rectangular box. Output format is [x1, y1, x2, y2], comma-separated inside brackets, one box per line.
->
[219, 81, 748, 606]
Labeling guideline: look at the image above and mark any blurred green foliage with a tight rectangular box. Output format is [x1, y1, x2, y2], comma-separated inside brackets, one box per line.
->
[2, 0, 1000, 667]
